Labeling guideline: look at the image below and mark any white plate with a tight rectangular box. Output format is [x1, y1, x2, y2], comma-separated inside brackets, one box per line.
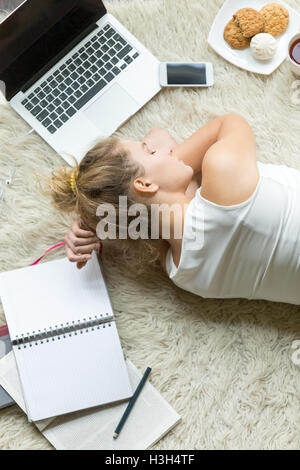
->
[208, 0, 300, 75]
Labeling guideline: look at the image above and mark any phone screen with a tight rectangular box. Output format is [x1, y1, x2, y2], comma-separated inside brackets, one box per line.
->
[166, 63, 207, 85]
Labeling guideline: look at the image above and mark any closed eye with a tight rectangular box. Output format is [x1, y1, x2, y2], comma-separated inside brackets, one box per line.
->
[142, 142, 149, 153]
[143, 142, 156, 155]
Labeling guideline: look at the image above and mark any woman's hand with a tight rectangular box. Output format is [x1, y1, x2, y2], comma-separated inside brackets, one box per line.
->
[185, 172, 202, 199]
[143, 128, 178, 153]
[64, 219, 101, 269]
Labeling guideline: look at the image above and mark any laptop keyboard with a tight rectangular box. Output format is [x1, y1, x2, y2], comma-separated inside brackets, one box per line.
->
[21, 23, 139, 134]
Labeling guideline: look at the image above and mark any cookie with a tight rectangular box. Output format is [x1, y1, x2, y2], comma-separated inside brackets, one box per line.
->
[260, 3, 289, 36]
[224, 18, 251, 49]
[233, 8, 265, 38]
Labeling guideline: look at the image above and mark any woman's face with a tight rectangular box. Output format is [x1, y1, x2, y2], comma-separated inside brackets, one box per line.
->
[121, 140, 194, 196]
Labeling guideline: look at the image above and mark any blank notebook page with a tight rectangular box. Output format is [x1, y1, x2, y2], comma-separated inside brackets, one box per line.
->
[14, 323, 132, 421]
[0, 253, 132, 421]
[0, 252, 113, 337]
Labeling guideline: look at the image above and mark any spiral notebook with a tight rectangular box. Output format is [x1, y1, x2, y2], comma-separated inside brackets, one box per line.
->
[0, 252, 132, 422]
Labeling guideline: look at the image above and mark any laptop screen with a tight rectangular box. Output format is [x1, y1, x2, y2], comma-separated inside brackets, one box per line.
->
[0, 0, 106, 100]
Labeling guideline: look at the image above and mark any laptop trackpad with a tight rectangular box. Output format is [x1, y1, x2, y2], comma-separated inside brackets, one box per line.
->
[83, 83, 138, 134]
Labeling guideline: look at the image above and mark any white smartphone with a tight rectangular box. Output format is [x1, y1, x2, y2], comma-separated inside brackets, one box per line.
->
[159, 62, 214, 87]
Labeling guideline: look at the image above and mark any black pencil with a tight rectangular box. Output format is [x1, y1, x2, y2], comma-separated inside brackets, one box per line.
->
[113, 366, 152, 439]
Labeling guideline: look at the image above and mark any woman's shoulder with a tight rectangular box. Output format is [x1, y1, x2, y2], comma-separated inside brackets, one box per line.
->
[200, 155, 260, 207]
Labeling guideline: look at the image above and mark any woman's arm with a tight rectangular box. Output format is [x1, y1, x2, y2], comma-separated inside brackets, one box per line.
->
[173, 113, 258, 206]
[171, 115, 227, 173]
[199, 113, 258, 205]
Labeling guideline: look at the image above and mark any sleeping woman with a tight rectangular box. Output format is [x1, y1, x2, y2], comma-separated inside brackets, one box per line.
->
[48, 113, 300, 305]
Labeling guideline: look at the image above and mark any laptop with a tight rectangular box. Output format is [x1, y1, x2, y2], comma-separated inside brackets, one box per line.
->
[0, 0, 161, 164]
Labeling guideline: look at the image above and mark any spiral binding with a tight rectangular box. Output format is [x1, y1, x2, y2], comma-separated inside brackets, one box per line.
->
[12, 313, 114, 349]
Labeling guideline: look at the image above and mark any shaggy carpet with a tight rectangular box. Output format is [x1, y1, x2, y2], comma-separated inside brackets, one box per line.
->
[1, 0, 300, 450]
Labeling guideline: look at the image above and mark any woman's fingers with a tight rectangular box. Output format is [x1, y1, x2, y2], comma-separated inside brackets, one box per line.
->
[73, 227, 96, 238]
[65, 244, 92, 263]
[67, 233, 99, 247]
[72, 219, 95, 237]
[66, 240, 100, 255]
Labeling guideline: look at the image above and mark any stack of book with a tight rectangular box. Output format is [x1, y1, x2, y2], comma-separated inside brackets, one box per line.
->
[0, 253, 180, 449]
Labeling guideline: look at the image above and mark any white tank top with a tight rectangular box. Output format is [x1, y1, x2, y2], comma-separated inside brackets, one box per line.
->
[165, 161, 300, 305]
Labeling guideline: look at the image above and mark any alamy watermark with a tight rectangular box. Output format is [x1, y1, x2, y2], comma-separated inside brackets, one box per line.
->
[95, 196, 204, 249]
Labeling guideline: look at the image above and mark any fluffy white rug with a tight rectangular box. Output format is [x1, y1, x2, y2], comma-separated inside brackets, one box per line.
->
[1, 0, 300, 450]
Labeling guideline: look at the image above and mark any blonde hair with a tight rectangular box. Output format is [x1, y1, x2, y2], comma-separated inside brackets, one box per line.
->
[46, 136, 160, 269]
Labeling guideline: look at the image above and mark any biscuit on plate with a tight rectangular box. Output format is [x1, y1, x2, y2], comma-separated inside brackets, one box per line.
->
[259, 3, 289, 36]
[233, 8, 265, 38]
[224, 18, 251, 49]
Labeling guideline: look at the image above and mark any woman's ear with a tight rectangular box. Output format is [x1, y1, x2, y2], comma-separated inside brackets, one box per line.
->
[133, 177, 159, 194]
